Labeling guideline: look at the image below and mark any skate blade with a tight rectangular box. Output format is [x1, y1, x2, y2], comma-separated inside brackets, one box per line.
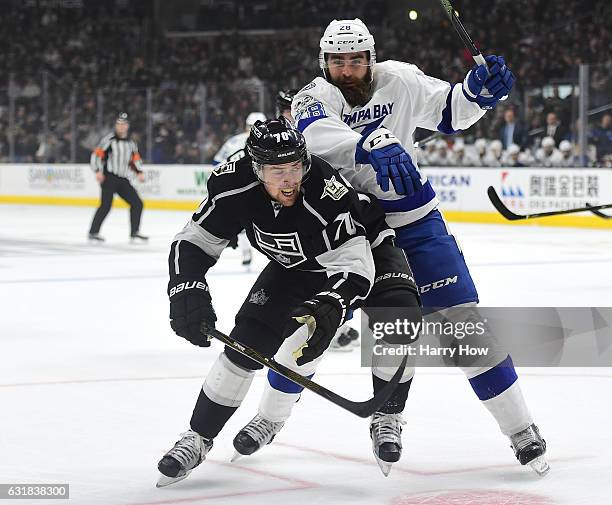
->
[230, 451, 243, 463]
[156, 470, 191, 488]
[373, 454, 392, 477]
[529, 456, 550, 476]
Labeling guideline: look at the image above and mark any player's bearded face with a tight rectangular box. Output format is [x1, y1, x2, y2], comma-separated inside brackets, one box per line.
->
[261, 161, 303, 207]
[327, 52, 372, 107]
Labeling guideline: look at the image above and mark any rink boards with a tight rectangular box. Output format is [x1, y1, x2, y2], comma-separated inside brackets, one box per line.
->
[0, 163, 611, 229]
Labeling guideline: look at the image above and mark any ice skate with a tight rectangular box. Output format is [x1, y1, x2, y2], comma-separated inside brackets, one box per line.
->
[130, 233, 149, 243]
[157, 429, 213, 487]
[510, 423, 549, 476]
[330, 325, 360, 351]
[88, 233, 105, 243]
[370, 412, 406, 476]
[231, 414, 284, 461]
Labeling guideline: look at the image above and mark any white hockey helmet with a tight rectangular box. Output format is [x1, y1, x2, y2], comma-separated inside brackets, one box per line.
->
[490, 139, 503, 153]
[559, 140, 572, 152]
[246, 112, 266, 128]
[475, 138, 487, 153]
[435, 139, 448, 150]
[507, 143, 520, 155]
[541, 136, 555, 148]
[452, 139, 465, 152]
[319, 19, 376, 78]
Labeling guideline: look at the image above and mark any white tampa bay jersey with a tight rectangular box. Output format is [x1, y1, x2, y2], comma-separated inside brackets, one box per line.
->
[293, 60, 486, 227]
[213, 132, 249, 165]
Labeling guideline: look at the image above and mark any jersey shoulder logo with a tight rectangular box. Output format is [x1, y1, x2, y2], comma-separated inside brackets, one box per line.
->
[295, 100, 326, 122]
[212, 161, 236, 176]
[299, 82, 316, 93]
[321, 175, 349, 201]
[248, 289, 269, 306]
[252, 223, 307, 268]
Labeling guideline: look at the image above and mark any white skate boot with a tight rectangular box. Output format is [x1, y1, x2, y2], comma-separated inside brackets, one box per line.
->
[232, 414, 285, 461]
[157, 429, 213, 487]
[370, 412, 406, 476]
[510, 423, 549, 476]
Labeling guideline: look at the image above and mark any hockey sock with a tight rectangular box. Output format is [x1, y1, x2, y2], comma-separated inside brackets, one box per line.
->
[258, 369, 313, 423]
[190, 352, 255, 439]
[467, 355, 533, 436]
[372, 375, 413, 414]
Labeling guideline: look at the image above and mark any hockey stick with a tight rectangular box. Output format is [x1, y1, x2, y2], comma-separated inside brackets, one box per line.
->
[414, 131, 443, 148]
[487, 186, 612, 221]
[206, 326, 408, 418]
[438, 0, 507, 101]
[586, 204, 612, 219]
[438, 0, 488, 70]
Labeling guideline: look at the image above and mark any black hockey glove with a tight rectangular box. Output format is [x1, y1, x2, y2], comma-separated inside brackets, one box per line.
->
[168, 279, 216, 347]
[290, 292, 344, 366]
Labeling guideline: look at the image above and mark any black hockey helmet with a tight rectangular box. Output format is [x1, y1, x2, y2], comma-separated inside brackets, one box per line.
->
[246, 118, 311, 182]
[276, 89, 297, 116]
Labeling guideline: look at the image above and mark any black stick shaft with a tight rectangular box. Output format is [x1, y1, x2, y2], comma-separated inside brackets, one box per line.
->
[206, 327, 407, 418]
[438, 0, 488, 70]
[487, 186, 612, 220]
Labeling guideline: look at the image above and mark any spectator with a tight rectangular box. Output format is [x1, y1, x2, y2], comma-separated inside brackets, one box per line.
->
[450, 140, 475, 166]
[590, 113, 612, 163]
[544, 112, 569, 147]
[484, 140, 504, 167]
[558, 140, 577, 167]
[473, 138, 489, 166]
[428, 139, 453, 166]
[535, 136, 563, 166]
[498, 107, 528, 150]
[504, 144, 527, 167]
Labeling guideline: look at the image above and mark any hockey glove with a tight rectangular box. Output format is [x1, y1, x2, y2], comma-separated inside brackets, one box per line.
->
[290, 292, 344, 366]
[168, 278, 216, 347]
[462, 55, 515, 110]
[355, 128, 422, 196]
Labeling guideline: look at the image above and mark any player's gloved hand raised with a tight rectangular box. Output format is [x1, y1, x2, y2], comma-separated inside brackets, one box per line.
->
[168, 278, 216, 347]
[290, 293, 344, 366]
[355, 128, 422, 196]
[462, 55, 514, 109]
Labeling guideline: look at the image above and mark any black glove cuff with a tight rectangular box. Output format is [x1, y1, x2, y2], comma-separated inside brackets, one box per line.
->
[168, 278, 210, 300]
[313, 291, 347, 324]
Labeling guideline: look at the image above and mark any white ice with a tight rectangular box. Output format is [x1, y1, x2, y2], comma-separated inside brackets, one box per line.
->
[1, 204, 611, 505]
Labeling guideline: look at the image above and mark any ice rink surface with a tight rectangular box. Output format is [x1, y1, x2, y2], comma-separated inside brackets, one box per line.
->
[1, 204, 611, 505]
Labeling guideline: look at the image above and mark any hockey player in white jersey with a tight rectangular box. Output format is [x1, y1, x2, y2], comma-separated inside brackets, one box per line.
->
[236, 19, 548, 476]
[213, 111, 266, 165]
[213, 111, 266, 266]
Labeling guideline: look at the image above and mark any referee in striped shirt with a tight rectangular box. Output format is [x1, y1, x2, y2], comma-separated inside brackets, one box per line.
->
[88, 113, 148, 242]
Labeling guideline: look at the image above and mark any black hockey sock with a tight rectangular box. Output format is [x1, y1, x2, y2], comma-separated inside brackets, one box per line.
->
[373, 375, 413, 414]
[190, 389, 238, 440]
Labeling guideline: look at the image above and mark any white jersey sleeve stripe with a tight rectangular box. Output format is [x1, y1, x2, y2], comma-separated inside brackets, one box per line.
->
[174, 220, 230, 262]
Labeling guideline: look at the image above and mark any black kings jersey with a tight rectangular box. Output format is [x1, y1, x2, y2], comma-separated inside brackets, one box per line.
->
[169, 153, 393, 310]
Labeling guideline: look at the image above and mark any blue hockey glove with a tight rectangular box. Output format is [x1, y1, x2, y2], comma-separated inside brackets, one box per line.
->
[462, 55, 515, 110]
[355, 128, 422, 196]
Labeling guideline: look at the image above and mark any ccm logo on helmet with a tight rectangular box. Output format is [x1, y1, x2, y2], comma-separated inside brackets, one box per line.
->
[419, 276, 458, 293]
[169, 281, 208, 297]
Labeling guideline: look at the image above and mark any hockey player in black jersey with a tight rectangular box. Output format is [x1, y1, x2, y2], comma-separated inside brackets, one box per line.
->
[157, 119, 420, 486]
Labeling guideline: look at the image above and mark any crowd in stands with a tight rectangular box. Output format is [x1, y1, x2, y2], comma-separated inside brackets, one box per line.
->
[0, 0, 610, 166]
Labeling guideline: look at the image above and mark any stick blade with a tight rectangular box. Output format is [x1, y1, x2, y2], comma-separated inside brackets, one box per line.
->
[487, 186, 524, 220]
[586, 203, 612, 219]
[336, 354, 408, 418]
